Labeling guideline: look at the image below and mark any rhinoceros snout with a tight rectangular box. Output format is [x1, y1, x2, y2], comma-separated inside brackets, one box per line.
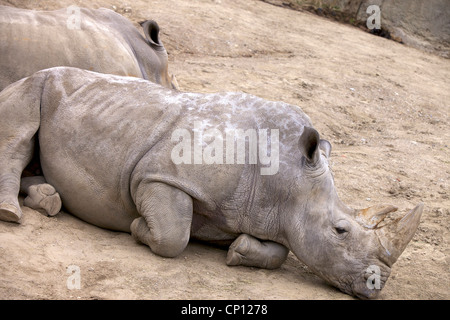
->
[353, 283, 381, 300]
[350, 264, 390, 299]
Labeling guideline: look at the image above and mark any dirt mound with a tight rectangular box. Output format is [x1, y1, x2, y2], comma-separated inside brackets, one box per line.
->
[0, 0, 449, 300]
[262, 0, 450, 58]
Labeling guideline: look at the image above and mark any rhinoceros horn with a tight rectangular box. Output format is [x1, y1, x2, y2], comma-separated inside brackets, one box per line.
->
[375, 203, 424, 266]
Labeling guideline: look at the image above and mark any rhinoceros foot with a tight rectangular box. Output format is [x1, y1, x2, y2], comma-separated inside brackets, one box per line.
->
[0, 202, 22, 223]
[226, 234, 289, 270]
[23, 184, 61, 217]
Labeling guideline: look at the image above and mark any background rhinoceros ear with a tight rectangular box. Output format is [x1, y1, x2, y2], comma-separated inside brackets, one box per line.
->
[139, 20, 163, 48]
[298, 126, 321, 165]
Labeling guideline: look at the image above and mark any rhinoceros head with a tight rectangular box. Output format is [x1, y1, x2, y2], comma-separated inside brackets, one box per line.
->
[138, 20, 179, 90]
[284, 127, 423, 299]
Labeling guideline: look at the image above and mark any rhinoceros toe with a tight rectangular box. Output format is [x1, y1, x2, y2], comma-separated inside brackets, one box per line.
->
[226, 234, 253, 266]
[23, 184, 61, 217]
[0, 202, 22, 223]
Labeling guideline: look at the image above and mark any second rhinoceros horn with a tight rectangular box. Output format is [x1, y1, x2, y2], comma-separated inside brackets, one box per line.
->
[355, 204, 398, 229]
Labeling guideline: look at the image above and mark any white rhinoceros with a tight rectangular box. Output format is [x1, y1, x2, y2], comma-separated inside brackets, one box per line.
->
[0, 5, 177, 90]
[0, 67, 423, 299]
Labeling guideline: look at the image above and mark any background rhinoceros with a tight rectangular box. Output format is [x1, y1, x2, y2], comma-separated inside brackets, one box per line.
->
[0, 5, 177, 90]
[0, 67, 423, 299]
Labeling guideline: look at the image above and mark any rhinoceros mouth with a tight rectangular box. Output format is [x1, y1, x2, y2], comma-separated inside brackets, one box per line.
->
[350, 263, 390, 299]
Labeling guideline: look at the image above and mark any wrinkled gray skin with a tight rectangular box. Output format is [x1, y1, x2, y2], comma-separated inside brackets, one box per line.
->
[0, 67, 423, 299]
[0, 5, 177, 90]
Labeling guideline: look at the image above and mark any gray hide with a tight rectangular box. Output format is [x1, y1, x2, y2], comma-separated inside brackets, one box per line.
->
[0, 5, 177, 90]
[0, 67, 423, 299]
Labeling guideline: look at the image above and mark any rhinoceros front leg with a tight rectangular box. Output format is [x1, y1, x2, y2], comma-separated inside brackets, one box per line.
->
[20, 176, 61, 217]
[130, 182, 193, 258]
[226, 234, 289, 269]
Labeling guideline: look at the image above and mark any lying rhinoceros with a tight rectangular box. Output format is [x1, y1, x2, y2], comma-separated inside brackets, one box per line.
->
[0, 5, 177, 90]
[0, 67, 423, 299]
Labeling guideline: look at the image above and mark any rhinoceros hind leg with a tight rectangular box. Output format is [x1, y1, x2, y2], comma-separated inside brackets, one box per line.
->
[0, 74, 44, 223]
[131, 182, 193, 258]
[226, 234, 289, 269]
[20, 176, 61, 217]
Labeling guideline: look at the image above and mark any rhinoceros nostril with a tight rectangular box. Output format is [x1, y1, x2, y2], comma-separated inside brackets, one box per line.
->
[365, 265, 382, 289]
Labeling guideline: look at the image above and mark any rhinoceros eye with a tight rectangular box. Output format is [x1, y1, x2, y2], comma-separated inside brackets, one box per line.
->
[335, 227, 347, 234]
[333, 220, 351, 238]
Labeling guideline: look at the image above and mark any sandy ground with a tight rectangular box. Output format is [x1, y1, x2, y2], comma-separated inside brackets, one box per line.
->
[0, 0, 448, 300]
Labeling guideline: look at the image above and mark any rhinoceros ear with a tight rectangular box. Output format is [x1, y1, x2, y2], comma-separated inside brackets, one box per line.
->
[319, 139, 331, 158]
[298, 127, 321, 165]
[139, 20, 163, 48]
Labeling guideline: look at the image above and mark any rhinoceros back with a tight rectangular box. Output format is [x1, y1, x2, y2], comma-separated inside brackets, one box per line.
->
[0, 5, 142, 91]
[32, 67, 313, 234]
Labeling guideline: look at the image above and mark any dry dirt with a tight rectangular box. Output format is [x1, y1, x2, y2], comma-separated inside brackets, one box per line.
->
[0, 0, 448, 300]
